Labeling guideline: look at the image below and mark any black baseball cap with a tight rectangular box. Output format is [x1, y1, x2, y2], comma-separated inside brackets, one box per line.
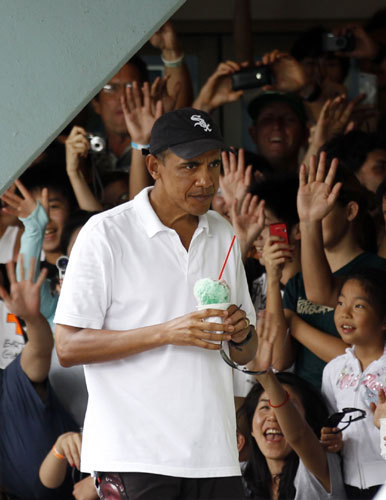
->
[146, 108, 230, 159]
[248, 91, 308, 125]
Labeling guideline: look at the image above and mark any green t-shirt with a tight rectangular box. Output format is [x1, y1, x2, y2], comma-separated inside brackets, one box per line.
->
[283, 252, 386, 389]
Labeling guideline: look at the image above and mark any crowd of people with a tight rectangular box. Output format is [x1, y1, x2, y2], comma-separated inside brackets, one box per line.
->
[1, 4, 386, 500]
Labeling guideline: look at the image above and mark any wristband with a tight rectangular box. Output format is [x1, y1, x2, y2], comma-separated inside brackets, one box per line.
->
[161, 53, 185, 68]
[131, 141, 150, 151]
[269, 390, 290, 408]
[229, 329, 252, 348]
[52, 446, 66, 460]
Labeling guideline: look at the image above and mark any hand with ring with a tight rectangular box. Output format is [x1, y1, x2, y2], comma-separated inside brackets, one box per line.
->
[224, 304, 251, 344]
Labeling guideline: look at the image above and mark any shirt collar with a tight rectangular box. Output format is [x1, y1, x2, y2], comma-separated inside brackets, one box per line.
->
[133, 187, 211, 238]
[346, 343, 386, 360]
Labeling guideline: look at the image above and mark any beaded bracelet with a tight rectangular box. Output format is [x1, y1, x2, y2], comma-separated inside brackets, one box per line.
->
[269, 390, 290, 408]
[52, 445, 66, 460]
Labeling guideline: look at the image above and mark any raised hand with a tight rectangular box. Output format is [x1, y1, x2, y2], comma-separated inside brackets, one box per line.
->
[309, 94, 364, 153]
[262, 235, 293, 282]
[121, 81, 163, 145]
[65, 126, 90, 175]
[220, 149, 252, 209]
[54, 432, 82, 470]
[259, 50, 308, 93]
[149, 20, 182, 57]
[0, 256, 47, 322]
[1, 179, 48, 219]
[150, 75, 180, 114]
[334, 25, 379, 60]
[230, 192, 265, 262]
[193, 61, 247, 113]
[297, 152, 342, 222]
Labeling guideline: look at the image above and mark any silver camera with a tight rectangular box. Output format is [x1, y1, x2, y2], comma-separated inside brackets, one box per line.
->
[87, 134, 106, 153]
[56, 255, 69, 280]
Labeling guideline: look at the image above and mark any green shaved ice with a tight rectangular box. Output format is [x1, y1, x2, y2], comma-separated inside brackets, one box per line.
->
[193, 278, 230, 305]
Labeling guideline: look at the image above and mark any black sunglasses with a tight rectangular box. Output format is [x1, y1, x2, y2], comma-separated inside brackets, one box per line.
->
[324, 407, 366, 433]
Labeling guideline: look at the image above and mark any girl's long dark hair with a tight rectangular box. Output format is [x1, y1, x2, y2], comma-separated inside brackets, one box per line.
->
[241, 372, 329, 500]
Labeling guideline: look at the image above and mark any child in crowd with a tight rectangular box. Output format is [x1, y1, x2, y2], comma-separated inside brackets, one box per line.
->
[2, 178, 96, 428]
[241, 314, 346, 500]
[39, 431, 98, 499]
[1, 165, 75, 329]
[0, 258, 76, 498]
[322, 268, 386, 498]
[283, 154, 386, 389]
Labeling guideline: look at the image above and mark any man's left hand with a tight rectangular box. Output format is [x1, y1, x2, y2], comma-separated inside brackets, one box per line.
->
[224, 304, 251, 344]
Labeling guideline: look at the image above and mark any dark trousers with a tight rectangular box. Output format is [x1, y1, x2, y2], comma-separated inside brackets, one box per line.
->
[345, 484, 381, 500]
[96, 472, 246, 500]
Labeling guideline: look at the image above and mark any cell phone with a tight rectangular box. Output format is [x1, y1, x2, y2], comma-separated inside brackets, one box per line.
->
[269, 223, 289, 244]
[231, 66, 273, 91]
[322, 32, 356, 52]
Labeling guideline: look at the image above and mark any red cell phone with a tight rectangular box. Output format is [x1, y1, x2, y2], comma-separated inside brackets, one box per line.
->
[269, 223, 289, 244]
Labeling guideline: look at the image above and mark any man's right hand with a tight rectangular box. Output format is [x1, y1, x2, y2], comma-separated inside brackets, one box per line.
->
[163, 308, 234, 350]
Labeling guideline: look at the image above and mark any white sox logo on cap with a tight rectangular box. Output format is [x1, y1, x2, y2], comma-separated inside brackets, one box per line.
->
[190, 114, 212, 132]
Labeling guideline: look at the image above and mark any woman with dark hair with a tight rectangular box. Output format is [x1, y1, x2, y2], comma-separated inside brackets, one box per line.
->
[240, 315, 346, 500]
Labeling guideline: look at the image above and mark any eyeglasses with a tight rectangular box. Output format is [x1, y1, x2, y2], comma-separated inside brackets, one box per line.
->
[324, 407, 366, 433]
[102, 82, 133, 95]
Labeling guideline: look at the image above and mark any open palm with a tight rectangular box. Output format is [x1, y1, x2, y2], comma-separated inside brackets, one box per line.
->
[297, 154, 342, 222]
[0, 256, 47, 322]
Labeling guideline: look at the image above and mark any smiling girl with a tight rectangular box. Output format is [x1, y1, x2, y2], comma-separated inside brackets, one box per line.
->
[322, 268, 386, 499]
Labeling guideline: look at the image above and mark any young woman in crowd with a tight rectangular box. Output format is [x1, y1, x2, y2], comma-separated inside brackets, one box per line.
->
[240, 314, 347, 500]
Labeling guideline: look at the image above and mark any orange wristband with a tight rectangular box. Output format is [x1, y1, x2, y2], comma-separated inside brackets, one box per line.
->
[269, 390, 290, 408]
[52, 445, 66, 460]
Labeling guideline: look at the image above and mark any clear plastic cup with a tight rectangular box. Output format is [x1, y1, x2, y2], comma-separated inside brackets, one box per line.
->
[196, 302, 231, 344]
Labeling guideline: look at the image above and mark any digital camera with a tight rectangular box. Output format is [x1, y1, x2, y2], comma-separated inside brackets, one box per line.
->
[87, 134, 106, 153]
[322, 32, 356, 52]
[56, 255, 69, 281]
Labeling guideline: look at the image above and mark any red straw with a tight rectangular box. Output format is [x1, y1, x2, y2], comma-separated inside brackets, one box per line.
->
[218, 235, 236, 281]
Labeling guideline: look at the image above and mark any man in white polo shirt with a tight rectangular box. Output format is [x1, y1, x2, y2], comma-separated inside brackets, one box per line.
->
[55, 108, 257, 499]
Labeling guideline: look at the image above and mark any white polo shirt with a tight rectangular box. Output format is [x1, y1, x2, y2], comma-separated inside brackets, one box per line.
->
[54, 187, 256, 477]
